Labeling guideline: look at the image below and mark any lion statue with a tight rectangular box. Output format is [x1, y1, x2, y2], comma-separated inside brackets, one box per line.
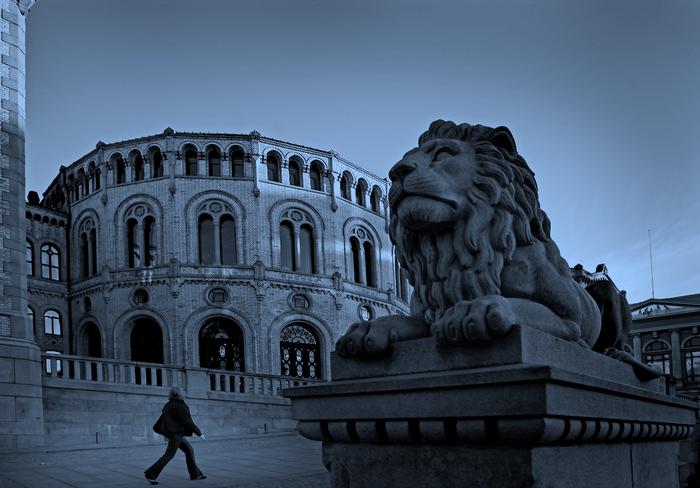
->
[336, 120, 659, 379]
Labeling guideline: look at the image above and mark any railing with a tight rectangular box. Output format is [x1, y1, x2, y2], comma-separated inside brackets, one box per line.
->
[41, 353, 322, 397]
[42, 353, 185, 387]
[205, 369, 320, 396]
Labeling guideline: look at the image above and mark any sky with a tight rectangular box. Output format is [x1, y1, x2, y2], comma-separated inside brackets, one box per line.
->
[25, 0, 699, 304]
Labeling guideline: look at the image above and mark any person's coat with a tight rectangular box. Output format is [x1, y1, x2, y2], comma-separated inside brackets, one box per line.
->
[152, 398, 202, 438]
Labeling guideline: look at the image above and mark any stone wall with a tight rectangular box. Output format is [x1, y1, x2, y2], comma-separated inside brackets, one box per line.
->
[42, 380, 297, 447]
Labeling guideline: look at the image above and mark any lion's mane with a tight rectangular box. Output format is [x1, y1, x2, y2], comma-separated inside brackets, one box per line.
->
[390, 120, 552, 325]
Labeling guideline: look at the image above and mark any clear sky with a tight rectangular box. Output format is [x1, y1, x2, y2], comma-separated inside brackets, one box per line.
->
[25, 0, 699, 304]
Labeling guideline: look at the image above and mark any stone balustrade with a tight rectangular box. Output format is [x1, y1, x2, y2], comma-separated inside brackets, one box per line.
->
[42, 353, 320, 397]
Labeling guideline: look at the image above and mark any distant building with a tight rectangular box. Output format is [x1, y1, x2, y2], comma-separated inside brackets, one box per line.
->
[629, 293, 700, 396]
[26, 128, 411, 384]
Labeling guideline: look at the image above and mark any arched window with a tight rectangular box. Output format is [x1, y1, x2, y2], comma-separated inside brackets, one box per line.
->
[395, 257, 410, 302]
[83, 322, 102, 358]
[279, 221, 295, 271]
[80, 233, 89, 278]
[683, 337, 700, 382]
[94, 169, 101, 190]
[149, 147, 164, 178]
[198, 214, 215, 264]
[90, 228, 97, 274]
[44, 309, 61, 335]
[199, 318, 245, 371]
[267, 152, 281, 182]
[76, 169, 86, 198]
[340, 171, 352, 200]
[133, 153, 145, 181]
[127, 218, 138, 267]
[40, 244, 60, 280]
[348, 227, 376, 287]
[116, 157, 126, 184]
[309, 161, 323, 191]
[26, 240, 33, 276]
[45, 350, 62, 375]
[643, 340, 671, 375]
[219, 214, 237, 265]
[124, 204, 158, 268]
[289, 158, 302, 187]
[184, 148, 198, 176]
[230, 147, 245, 178]
[143, 216, 156, 267]
[207, 148, 221, 177]
[280, 323, 321, 379]
[371, 186, 382, 213]
[130, 317, 164, 366]
[356, 178, 368, 207]
[278, 210, 317, 274]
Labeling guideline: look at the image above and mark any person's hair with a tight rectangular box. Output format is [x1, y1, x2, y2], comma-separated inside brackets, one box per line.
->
[168, 386, 185, 400]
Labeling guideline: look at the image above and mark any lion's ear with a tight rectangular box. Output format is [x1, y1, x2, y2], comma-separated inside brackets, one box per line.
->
[492, 127, 517, 155]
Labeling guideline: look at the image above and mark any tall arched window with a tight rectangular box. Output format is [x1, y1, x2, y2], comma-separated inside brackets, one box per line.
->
[26, 239, 33, 276]
[133, 153, 145, 181]
[289, 157, 302, 187]
[207, 148, 221, 177]
[94, 169, 101, 190]
[219, 215, 237, 265]
[143, 216, 156, 267]
[309, 161, 323, 191]
[356, 178, 368, 207]
[124, 204, 158, 268]
[644, 340, 671, 375]
[40, 244, 60, 280]
[683, 337, 700, 382]
[184, 147, 198, 176]
[44, 309, 61, 335]
[90, 228, 97, 273]
[371, 186, 382, 213]
[198, 214, 215, 264]
[267, 152, 281, 182]
[130, 317, 164, 365]
[348, 227, 376, 287]
[279, 221, 295, 271]
[340, 171, 352, 200]
[115, 157, 126, 184]
[79, 219, 97, 278]
[199, 318, 245, 371]
[230, 147, 245, 178]
[149, 147, 164, 178]
[280, 323, 321, 379]
[278, 210, 317, 274]
[83, 322, 102, 358]
[127, 218, 138, 267]
[76, 169, 85, 199]
[80, 233, 89, 278]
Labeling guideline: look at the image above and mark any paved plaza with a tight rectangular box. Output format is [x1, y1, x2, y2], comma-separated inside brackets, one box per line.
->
[0, 433, 329, 488]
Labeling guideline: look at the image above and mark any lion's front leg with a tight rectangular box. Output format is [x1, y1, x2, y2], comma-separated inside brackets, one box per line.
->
[335, 314, 430, 358]
[431, 295, 516, 345]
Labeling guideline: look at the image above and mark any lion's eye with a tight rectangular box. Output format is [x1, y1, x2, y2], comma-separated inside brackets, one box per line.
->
[433, 147, 455, 161]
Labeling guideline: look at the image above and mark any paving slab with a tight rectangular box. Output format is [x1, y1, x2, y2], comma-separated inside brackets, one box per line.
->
[0, 433, 328, 488]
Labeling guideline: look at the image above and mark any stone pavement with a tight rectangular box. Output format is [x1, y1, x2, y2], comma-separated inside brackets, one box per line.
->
[0, 433, 329, 488]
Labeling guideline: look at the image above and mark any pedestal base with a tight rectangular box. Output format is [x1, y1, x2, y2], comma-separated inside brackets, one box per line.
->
[0, 337, 44, 449]
[286, 326, 697, 487]
[324, 442, 680, 488]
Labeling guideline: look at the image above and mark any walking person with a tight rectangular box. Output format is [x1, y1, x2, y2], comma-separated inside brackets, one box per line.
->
[145, 386, 207, 484]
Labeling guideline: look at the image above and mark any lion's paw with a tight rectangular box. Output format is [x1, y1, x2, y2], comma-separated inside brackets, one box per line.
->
[335, 320, 398, 358]
[431, 295, 517, 345]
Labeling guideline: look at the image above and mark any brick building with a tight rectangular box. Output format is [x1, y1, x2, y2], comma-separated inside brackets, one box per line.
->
[26, 128, 411, 383]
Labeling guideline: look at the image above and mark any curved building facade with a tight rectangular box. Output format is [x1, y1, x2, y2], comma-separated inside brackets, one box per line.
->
[26, 128, 411, 381]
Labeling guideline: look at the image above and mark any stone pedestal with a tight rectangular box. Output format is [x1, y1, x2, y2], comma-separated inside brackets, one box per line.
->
[286, 326, 697, 488]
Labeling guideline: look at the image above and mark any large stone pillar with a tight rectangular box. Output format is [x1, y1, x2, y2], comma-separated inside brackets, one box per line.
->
[0, 0, 42, 449]
[287, 326, 697, 488]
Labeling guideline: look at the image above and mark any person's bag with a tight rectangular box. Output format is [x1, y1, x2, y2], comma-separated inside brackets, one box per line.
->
[152, 412, 165, 435]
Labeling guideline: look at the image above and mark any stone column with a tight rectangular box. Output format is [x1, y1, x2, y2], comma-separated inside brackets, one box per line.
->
[0, 0, 43, 449]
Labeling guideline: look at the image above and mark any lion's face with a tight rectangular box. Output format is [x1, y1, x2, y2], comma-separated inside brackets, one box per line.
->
[388, 138, 476, 232]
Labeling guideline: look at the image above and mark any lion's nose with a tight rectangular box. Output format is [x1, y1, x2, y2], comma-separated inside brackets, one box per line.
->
[389, 159, 417, 183]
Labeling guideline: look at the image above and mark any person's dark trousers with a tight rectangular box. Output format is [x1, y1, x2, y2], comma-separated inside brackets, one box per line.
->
[145, 435, 203, 480]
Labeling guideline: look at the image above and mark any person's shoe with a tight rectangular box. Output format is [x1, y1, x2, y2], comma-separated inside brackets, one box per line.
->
[144, 473, 159, 485]
[192, 474, 207, 480]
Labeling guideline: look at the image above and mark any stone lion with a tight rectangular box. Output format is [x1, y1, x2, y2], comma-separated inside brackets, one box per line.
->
[336, 120, 658, 378]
